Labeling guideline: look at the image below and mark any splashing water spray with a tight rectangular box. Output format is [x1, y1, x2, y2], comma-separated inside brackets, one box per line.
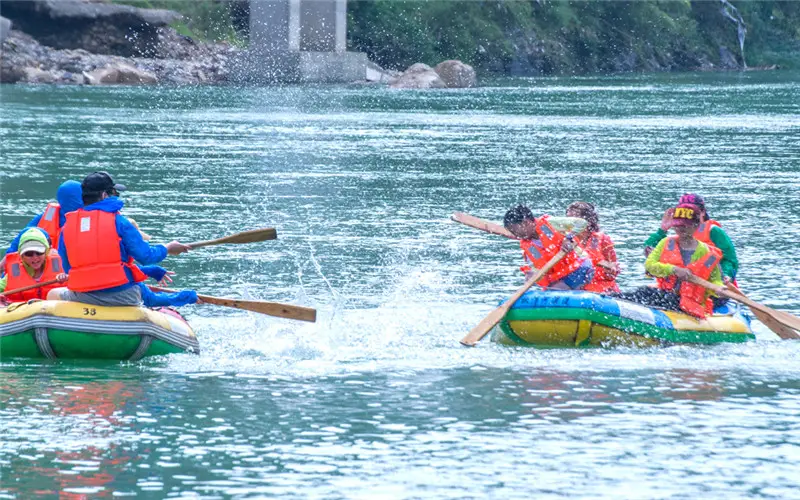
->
[719, 0, 747, 69]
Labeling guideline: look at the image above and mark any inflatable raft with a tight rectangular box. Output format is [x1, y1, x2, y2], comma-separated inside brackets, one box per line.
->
[491, 290, 754, 347]
[0, 300, 199, 360]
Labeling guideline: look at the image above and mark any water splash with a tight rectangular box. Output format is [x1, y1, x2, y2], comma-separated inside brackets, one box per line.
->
[720, 0, 747, 69]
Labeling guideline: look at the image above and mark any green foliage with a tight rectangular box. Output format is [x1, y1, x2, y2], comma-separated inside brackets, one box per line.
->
[111, 0, 244, 44]
[114, 0, 800, 73]
[348, 0, 800, 73]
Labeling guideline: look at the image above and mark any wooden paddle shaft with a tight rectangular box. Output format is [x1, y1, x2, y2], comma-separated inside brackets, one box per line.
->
[689, 276, 800, 339]
[460, 250, 567, 347]
[1, 278, 61, 297]
[187, 227, 277, 249]
[148, 286, 317, 323]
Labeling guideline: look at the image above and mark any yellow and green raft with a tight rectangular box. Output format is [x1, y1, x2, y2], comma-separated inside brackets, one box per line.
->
[0, 300, 199, 360]
[491, 290, 754, 347]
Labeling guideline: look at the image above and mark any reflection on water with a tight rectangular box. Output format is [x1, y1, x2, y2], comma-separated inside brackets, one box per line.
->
[2, 71, 800, 497]
[3, 364, 800, 497]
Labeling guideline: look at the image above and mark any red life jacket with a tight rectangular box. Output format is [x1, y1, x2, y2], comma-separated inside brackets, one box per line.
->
[37, 202, 61, 250]
[3, 251, 63, 302]
[694, 219, 721, 246]
[579, 232, 620, 294]
[655, 237, 722, 318]
[519, 215, 585, 287]
[61, 209, 148, 292]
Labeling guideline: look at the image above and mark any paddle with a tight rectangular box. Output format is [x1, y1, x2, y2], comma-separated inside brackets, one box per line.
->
[460, 250, 567, 347]
[186, 227, 278, 249]
[688, 275, 800, 339]
[1, 278, 61, 298]
[149, 286, 316, 322]
[451, 212, 617, 271]
[727, 285, 800, 340]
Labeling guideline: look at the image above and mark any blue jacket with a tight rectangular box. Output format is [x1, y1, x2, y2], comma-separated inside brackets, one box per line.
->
[58, 197, 168, 293]
[6, 180, 83, 253]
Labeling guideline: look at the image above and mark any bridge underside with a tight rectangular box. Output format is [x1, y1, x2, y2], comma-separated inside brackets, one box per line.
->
[233, 0, 366, 83]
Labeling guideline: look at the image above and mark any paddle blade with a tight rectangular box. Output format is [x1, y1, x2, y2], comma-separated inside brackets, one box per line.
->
[459, 306, 508, 346]
[200, 295, 317, 322]
[721, 287, 800, 340]
[187, 227, 278, 249]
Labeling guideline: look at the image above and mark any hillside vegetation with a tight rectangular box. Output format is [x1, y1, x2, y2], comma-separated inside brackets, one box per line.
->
[115, 0, 800, 74]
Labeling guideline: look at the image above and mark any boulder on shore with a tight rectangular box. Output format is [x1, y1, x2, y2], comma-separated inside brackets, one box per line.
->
[434, 60, 477, 88]
[83, 62, 157, 85]
[388, 63, 446, 89]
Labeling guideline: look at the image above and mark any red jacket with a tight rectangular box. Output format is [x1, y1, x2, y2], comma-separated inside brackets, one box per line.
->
[3, 251, 63, 302]
[61, 209, 147, 292]
[656, 237, 722, 318]
[578, 232, 620, 293]
[519, 215, 585, 287]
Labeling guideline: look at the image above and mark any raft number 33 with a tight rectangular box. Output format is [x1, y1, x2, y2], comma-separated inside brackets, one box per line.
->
[82, 307, 97, 316]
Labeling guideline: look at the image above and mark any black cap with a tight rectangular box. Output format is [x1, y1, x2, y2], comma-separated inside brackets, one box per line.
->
[81, 171, 127, 195]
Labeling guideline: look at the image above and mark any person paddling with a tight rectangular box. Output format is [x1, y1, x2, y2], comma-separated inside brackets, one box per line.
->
[614, 204, 724, 317]
[565, 201, 620, 293]
[0, 228, 68, 304]
[0, 180, 83, 271]
[503, 205, 594, 291]
[644, 193, 738, 283]
[47, 172, 194, 307]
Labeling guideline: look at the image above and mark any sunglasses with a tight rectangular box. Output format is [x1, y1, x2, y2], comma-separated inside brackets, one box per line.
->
[22, 251, 45, 257]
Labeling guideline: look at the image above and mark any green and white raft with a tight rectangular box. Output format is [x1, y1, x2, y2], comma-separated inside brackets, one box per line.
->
[491, 290, 755, 347]
[0, 300, 199, 360]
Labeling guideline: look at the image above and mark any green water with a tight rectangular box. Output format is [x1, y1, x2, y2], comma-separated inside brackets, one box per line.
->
[2, 71, 800, 498]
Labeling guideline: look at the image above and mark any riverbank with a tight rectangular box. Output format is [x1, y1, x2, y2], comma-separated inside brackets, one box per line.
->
[1, 26, 238, 85]
[2, 0, 798, 85]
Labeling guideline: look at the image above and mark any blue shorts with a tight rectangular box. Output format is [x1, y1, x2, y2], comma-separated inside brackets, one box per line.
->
[558, 259, 595, 289]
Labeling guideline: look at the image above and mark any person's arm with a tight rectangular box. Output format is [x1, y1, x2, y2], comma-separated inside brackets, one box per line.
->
[645, 239, 674, 277]
[6, 214, 43, 254]
[709, 226, 738, 280]
[138, 265, 167, 282]
[117, 215, 168, 265]
[0, 274, 8, 293]
[644, 228, 668, 250]
[138, 283, 198, 307]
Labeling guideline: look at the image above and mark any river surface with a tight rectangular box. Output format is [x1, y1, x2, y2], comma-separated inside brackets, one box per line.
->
[2, 72, 800, 498]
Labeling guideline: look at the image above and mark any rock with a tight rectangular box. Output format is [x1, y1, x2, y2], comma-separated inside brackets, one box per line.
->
[1, 26, 238, 85]
[22, 66, 57, 83]
[0, 16, 11, 44]
[0, 0, 181, 57]
[433, 60, 477, 88]
[719, 46, 740, 70]
[83, 62, 157, 84]
[389, 63, 446, 89]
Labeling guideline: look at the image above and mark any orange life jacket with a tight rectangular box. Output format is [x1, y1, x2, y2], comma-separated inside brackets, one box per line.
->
[519, 215, 585, 287]
[655, 237, 722, 318]
[3, 251, 63, 302]
[61, 209, 147, 292]
[694, 219, 721, 246]
[36, 202, 61, 250]
[579, 232, 620, 294]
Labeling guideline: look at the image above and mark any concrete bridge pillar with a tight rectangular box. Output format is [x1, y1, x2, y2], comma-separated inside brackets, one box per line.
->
[238, 0, 365, 83]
